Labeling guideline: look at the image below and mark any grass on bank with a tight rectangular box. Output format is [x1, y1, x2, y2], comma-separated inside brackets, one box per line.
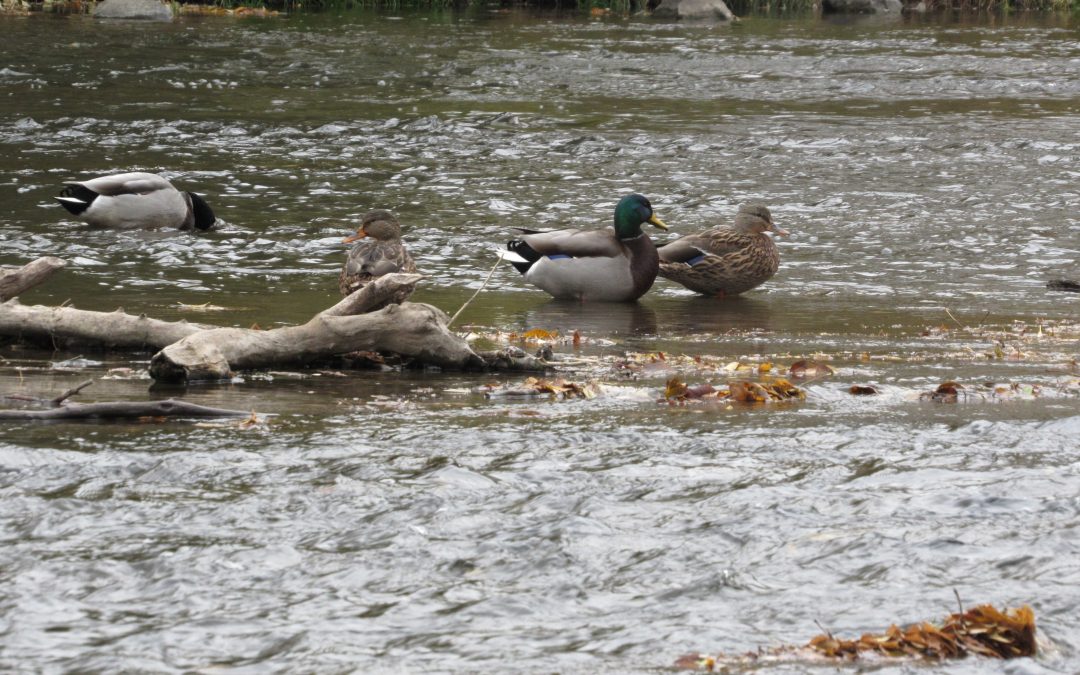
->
[8, 0, 1080, 18]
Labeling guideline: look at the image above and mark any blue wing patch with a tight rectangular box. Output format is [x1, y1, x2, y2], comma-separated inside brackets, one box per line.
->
[546, 254, 573, 260]
[686, 254, 706, 266]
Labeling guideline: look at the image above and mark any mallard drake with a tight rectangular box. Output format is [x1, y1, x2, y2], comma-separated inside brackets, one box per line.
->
[504, 194, 669, 302]
[657, 204, 787, 298]
[338, 210, 417, 296]
[55, 172, 216, 230]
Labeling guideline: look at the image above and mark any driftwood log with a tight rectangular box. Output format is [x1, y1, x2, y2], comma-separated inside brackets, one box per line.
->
[150, 301, 483, 382]
[0, 399, 255, 421]
[0, 259, 545, 382]
[0, 299, 213, 349]
[0, 257, 67, 301]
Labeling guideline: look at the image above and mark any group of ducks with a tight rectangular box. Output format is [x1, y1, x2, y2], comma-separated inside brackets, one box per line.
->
[53, 172, 787, 302]
[341, 194, 788, 301]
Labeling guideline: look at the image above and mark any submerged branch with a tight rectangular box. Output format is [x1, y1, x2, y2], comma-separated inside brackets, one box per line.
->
[0, 399, 254, 421]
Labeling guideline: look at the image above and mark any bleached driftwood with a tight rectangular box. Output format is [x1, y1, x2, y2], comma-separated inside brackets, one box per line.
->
[0, 257, 67, 301]
[323, 273, 424, 316]
[0, 399, 254, 421]
[0, 260, 545, 381]
[149, 301, 482, 382]
[0, 299, 212, 349]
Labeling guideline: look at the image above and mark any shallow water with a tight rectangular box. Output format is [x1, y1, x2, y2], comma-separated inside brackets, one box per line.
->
[1, 8, 1078, 673]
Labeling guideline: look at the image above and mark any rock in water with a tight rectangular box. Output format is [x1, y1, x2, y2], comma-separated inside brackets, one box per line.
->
[653, 0, 735, 21]
[94, 0, 173, 21]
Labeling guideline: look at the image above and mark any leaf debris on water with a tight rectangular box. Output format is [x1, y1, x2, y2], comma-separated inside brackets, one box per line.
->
[663, 376, 805, 405]
[480, 377, 600, 400]
[676, 603, 1036, 669]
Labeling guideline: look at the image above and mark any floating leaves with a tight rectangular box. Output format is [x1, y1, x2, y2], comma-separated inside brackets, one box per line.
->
[922, 380, 964, 403]
[663, 377, 804, 405]
[480, 377, 600, 401]
[789, 359, 835, 379]
[677, 603, 1036, 669]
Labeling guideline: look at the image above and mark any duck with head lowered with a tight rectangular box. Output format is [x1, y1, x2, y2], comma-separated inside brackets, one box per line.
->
[504, 194, 669, 302]
[339, 209, 417, 296]
[55, 172, 216, 230]
[657, 203, 787, 298]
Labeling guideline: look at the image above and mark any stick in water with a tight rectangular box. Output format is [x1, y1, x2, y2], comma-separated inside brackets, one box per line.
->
[448, 255, 502, 329]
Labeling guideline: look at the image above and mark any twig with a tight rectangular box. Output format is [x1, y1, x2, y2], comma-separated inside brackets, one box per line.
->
[945, 308, 966, 329]
[813, 619, 834, 640]
[953, 588, 968, 632]
[448, 255, 502, 329]
[51, 379, 94, 406]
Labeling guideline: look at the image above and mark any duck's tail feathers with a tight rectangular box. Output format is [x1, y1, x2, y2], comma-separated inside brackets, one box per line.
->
[504, 240, 541, 275]
[188, 192, 217, 230]
[55, 184, 97, 216]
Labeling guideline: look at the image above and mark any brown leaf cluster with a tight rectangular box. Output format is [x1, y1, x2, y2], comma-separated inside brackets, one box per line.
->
[676, 603, 1036, 670]
[921, 381, 964, 403]
[663, 377, 804, 405]
[482, 377, 599, 400]
[807, 604, 1036, 660]
[788, 359, 835, 379]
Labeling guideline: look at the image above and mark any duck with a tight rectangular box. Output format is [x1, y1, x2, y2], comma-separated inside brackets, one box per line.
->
[338, 210, 417, 296]
[657, 203, 787, 298]
[55, 172, 216, 230]
[503, 194, 669, 302]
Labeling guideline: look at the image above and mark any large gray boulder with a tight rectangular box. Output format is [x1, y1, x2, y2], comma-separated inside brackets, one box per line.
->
[93, 0, 173, 21]
[822, 0, 902, 13]
[653, 0, 735, 21]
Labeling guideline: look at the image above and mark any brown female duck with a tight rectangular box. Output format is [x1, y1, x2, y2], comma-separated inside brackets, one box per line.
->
[338, 210, 417, 296]
[657, 204, 787, 298]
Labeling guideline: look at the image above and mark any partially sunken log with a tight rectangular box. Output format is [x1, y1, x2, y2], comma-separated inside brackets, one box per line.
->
[0, 257, 67, 301]
[0, 299, 212, 350]
[0, 260, 541, 381]
[150, 301, 481, 383]
[0, 399, 253, 421]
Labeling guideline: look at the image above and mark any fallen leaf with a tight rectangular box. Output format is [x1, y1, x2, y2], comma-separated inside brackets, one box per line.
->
[789, 359, 835, 379]
[849, 385, 879, 395]
[521, 328, 558, 341]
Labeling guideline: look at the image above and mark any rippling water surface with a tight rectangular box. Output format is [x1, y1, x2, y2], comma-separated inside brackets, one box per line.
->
[1, 8, 1078, 673]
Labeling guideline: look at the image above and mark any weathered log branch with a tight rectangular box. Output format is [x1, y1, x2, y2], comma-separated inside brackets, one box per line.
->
[0, 257, 67, 301]
[149, 301, 483, 382]
[0, 399, 255, 421]
[322, 273, 424, 316]
[0, 260, 545, 381]
[0, 298, 213, 349]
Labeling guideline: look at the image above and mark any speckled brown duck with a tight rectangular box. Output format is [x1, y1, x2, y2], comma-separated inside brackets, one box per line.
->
[338, 210, 417, 296]
[657, 204, 787, 298]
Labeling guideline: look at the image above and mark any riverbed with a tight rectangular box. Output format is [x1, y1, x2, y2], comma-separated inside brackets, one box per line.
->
[1, 8, 1078, 672]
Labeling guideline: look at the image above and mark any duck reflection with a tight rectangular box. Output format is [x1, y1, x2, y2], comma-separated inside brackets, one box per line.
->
[519, 299, 659, 337]
[648, 294, 776, 335]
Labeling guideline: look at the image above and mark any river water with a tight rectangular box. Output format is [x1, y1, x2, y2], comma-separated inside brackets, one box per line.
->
[1, 8, 1078, 672]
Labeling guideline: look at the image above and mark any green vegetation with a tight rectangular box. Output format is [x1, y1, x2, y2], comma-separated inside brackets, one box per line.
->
[8, 0, 1078, 16]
